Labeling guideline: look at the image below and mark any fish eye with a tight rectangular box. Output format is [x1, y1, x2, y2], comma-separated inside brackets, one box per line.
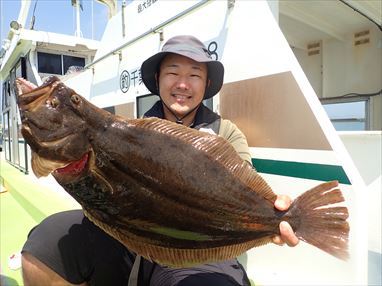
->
[71, 94, 81, 105]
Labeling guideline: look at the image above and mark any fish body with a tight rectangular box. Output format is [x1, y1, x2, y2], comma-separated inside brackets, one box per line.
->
[16, 76, 349, 267]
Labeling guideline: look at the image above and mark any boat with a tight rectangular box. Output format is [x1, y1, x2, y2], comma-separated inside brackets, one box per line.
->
[1, 0, 381, 285]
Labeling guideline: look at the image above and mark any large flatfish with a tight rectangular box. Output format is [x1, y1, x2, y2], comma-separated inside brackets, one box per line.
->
[16, 76, 349, 267]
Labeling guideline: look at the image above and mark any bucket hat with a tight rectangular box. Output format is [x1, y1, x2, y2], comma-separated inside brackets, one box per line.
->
[141, 35, 224, 99]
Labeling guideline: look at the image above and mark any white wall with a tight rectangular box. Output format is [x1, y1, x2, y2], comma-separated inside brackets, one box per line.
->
[322, 26, 382, 98]
[292, 45, 322, 98]
[292, 25, 382, 130]
[339, 131, 382, 285]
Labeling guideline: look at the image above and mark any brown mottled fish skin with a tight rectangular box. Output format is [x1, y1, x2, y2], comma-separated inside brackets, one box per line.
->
[16, 76, 350, 267]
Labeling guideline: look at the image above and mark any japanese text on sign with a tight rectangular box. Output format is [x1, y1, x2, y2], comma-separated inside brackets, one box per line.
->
[138, 0, 158, 13]
[120, 68, 143, 93]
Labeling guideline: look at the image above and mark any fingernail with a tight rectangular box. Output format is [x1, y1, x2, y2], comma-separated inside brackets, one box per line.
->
[280, 221, 289, 231]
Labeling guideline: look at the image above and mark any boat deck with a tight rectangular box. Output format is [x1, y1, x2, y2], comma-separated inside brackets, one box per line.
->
[0, 155, 80, 285]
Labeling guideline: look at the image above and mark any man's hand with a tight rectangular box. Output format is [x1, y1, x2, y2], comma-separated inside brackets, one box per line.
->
[272, 195, 299, 247]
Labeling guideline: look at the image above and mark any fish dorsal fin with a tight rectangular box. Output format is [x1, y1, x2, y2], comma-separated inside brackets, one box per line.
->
[129, 117, 276, 202]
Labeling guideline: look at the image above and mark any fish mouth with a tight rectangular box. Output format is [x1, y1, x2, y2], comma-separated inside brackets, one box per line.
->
[54, 153, 89, 176]
[31, 152, 90, 178]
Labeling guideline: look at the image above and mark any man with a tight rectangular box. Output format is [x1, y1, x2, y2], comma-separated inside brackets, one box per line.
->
[21, 35, 298, 286]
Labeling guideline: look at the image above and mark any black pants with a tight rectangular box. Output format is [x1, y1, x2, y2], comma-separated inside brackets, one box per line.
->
[22, 210, 250, 286]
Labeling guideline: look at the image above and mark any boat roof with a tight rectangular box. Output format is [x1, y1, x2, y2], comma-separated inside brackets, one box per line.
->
[0, 28, 100, 80]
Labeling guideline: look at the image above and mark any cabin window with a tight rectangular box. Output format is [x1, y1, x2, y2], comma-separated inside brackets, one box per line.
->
[37, 52, 85, 75]
[3, 112, 11, 161]
[38, 52, 62, 74]
[322, 99, 369, 131]
[63, 55, 85, 74]
[2, 80, 10, 109]
[137, 94, 160, 118]
[103, 106, 115, 114]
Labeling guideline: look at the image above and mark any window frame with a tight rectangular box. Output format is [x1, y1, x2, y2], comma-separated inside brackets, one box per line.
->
[136, 93, 160, 118]
[37, 51, 85, 75]
[320, 96, 370, 131]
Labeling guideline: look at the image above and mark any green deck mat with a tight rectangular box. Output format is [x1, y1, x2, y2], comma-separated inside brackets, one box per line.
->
[1, 158, 79, 285]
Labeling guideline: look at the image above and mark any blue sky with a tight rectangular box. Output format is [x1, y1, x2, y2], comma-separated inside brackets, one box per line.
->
[0, 0, 116, 44]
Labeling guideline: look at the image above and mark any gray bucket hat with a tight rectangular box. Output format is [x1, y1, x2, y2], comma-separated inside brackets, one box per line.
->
[141, 35, 224, 99]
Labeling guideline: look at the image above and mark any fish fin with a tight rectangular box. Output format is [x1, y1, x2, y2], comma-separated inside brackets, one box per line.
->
[31, 152, 67, 178]
[288, 181, 349, 260]
[91, 212, 273, 267]
[126, 237, 273, 267]
[131, 118, 276, 202]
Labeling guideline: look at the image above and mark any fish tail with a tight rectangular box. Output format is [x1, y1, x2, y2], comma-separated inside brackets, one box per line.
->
[286, 180, 349, 260]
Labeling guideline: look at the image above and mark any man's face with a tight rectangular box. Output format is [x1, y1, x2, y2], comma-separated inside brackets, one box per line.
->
[158, 54, 208, 119]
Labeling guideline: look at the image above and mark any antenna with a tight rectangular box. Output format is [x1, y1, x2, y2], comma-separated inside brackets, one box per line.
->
[75, 1, 82, 37]
[30, 0, 38, 30]
[71, 0, 83, 37]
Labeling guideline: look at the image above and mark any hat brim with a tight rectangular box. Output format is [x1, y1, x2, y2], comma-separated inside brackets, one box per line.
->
[141, 51, 224, 99]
